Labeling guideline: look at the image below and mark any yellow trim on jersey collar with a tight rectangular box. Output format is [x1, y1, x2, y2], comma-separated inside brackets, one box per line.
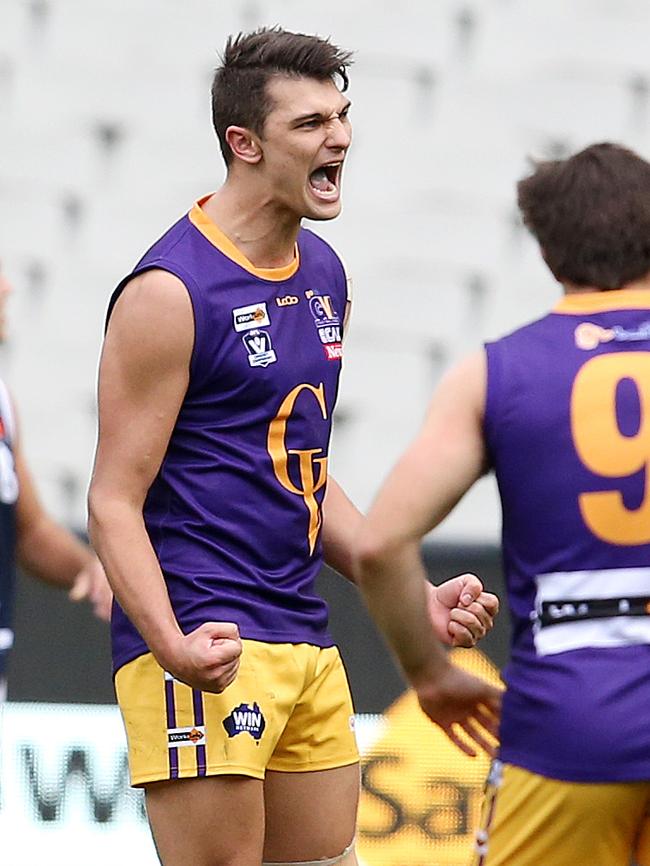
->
[553, 289, 650, 314]
[188, 196, 300, 282]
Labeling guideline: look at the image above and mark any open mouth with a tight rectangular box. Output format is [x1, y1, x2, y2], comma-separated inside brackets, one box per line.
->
[308, 162, 342, 201]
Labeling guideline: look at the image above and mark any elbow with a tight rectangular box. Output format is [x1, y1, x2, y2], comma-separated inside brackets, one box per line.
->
[354, 528, 398, 588]
[86, 482, 125, 548]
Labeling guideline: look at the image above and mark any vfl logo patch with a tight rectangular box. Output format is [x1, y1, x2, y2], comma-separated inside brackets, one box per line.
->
[223, 703, 266, 740]
[167, 725, 206, 748]
[233, 302, 270, 332]
[276, 294, 299, 307]
[243, 329, 277, 367]
[308, 294, 343, 361]
[309, 295, 339, 327]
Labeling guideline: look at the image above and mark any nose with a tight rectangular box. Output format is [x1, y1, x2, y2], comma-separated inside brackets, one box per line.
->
[326, 116, 352, 151]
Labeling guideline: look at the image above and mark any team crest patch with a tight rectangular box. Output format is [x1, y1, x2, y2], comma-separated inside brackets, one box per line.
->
[223, 702, 266, 740]
[167, 725, 206, 748]
[308, 293, 343, 361]
[233, 302, 270, 332]
[242, 329, 277, 367]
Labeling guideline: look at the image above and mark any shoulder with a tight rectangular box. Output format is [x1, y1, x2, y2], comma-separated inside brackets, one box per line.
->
[435, 351, 486, 411]
[105, 270, 194, 368]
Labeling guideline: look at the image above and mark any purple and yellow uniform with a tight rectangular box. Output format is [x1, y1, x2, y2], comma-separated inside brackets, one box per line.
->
[474, 290, 650, 866]
[112, 197, 358, 785]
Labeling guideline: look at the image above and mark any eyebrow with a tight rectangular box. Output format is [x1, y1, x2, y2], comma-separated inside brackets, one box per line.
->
[291, 100, 352, 126]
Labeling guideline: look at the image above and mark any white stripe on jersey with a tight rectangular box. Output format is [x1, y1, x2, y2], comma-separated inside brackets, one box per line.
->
[533, 566, 650, 656]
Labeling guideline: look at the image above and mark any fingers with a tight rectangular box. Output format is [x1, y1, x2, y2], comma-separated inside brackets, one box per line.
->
[442, 724, 478, 758]
[68, 570, 90, 603]
[456, 572, 483, 606]
[459, 718, 497, 757]
[475, 591, 499, 617]
[202, 621, 240, 642]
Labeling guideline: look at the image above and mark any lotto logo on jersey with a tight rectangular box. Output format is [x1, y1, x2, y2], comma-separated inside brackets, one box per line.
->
[223, 702, 266, 740]
[233, 302, 270, 332]
[242, 330, 277, 367]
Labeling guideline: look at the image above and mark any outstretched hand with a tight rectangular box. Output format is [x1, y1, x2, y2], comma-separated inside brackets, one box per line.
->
[69, 556, 113, 622]
[415, 661, 502, 757]
[428, 573, 499, 648]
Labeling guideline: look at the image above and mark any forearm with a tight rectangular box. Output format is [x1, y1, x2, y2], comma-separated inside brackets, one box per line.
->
[321, 476, 363, 581]
[88, 495, 183, 665]
[17, 515, 93, 589]
[356, 537, 449, 683]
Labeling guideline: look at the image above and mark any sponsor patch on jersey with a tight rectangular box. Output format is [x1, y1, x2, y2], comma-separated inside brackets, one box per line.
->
[324, 343, 343, 361]
[276, 294, 299, 307]
[167, 725, 206, 748]
[575, 320, 650, 350]
[222, 702, 266, 740]
[242, 330, 277, 367]
[233, 302, 270, 332]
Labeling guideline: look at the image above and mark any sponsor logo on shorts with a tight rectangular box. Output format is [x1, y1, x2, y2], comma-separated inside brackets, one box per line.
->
[222, 702, 266, 740]
[233, 302, 270, 332]
[276, 294, 299, 307]
[242, 330, 277, 367]
[167, 726, 206, 748]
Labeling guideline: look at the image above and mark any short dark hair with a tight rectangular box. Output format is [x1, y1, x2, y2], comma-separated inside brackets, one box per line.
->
[211, 27, 353, 166]
[517, 142, 650, 290]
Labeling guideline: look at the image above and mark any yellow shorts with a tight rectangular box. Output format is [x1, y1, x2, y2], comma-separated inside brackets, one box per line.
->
[114, 640, 359, 786]
[472, 760, 650, 866]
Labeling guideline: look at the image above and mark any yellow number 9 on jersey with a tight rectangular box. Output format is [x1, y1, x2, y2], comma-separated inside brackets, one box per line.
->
[571, 352, 650, 546]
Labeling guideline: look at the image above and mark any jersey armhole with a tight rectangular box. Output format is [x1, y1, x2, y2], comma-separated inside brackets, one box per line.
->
[106, 262, 208, 390]
[482, 342, 501, 470]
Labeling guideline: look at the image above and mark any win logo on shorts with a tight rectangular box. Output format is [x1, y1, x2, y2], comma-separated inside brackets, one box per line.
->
[222, 703, 266, 740]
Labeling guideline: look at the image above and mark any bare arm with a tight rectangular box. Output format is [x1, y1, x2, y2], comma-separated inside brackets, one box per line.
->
[356, 351, 501, 753]
[323, 472, 497, 648]
[13, 409, 112, 621]
[321, 476, 363, 580]
[87, 269, 240, 691]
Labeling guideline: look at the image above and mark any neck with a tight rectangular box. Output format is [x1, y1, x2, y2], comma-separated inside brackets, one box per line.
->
[202, 176, 301, 269]
[562, 273, 650, 295]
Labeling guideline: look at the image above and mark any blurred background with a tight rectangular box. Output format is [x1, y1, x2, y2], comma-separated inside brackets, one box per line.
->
[1, 0, 649, 863]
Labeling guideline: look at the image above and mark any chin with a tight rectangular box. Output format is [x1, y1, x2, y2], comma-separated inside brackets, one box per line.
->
[305, 200, 343, 222]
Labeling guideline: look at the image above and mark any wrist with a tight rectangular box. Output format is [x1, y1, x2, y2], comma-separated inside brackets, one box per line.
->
[407, 652, 452, 693]
[149, 626, 185, 672]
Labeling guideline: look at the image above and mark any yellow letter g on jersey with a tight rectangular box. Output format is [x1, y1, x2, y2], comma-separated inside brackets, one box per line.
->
[267, 383, 328, 554]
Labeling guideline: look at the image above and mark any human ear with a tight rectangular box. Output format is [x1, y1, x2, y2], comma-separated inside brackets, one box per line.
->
[225, 126, 262, 165]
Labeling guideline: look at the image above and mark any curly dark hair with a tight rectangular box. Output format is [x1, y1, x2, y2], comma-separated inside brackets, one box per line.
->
[211, 27, 353, 166]
[517, 142, 650, 290]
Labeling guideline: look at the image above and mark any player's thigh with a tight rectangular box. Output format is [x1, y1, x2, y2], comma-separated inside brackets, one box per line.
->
[146, 774, 265, 866]
[263, 763, 360, 863]
[474, 761, 649, 866]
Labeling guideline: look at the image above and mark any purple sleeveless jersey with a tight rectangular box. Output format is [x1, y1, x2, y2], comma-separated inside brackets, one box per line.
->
[109, 198, 350, 673]
[485, 289, 650, 782]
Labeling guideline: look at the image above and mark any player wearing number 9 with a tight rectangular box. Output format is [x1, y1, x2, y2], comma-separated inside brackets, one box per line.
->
[356, 142, 650, 866]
